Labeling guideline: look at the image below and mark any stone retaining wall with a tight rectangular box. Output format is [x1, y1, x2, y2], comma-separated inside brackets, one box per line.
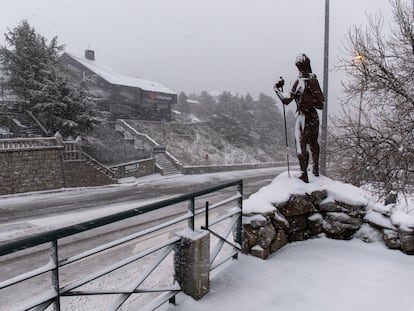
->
[182, 161, 296, 175]
[0, 147, 64, 195]
[0, 144, 117, 195]
[110, 158, 155, 179]
[63, 160, 115, 188]
[243, 190, 414, 259]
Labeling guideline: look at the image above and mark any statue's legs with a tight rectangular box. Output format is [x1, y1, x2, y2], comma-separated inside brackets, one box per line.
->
[310, 142, 320, 176]
[305, 112, 320, 178]
[295, 114, 309, 183]
[298, 150, 309, 183]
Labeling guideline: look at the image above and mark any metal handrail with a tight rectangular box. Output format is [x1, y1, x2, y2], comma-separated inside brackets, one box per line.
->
[59, 211, 193, 267]
[0, 137, 57, 143]
[81, 151, 116, 178]
[118, 119, 184, 167]
[0, 179, 242, 256]
[0, 137, 58, 150]
[0, 260, 55, 289]
[0, 179, 243, 311]
[202, 181, 243, 272]
[209, 214, 240, 267]
[60, 237, 181, 294]
[118, 119, 160, 147]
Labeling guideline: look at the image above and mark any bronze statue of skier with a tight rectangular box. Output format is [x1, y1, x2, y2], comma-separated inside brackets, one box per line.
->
[274, 54, 324, 183]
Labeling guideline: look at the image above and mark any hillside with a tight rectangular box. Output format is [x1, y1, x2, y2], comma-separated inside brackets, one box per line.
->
[125, 92, 297, 166]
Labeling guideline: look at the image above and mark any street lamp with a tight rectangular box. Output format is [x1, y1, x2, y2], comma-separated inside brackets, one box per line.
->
[354, 54, 365, 147]
[353, 53, 366, 186]
[354, 54, 364, 62]
[320, 0, 329, 176]
[0, 76, 4, 102]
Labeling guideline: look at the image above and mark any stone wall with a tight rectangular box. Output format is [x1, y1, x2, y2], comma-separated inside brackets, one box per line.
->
[0, 147, 64, 195]
[243, 190, 414, 259]
[110, 158, 155, 179]
[182, 161, 295, 175]
[63, 160, 115, 188]
[0, 143, 117, 195]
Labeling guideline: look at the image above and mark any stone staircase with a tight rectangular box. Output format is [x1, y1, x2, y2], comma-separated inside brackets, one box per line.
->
[154, 153, 181, 176]
[83, 153, 117, 182]
[62, 140, 118, 187]
[5, 108, 47, 137]
[21, 111, 48, 136]
[115, 119, 183, 176]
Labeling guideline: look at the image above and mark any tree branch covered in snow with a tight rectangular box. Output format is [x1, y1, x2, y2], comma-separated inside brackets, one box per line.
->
[331, 0, 413, 200]
[0, 20, 100, 137]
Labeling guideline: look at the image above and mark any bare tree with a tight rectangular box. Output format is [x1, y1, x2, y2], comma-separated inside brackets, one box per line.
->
[331, 0, 413, 201]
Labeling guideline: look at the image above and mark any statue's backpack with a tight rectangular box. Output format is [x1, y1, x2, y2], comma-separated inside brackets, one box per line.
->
[297, 74, 324, 112]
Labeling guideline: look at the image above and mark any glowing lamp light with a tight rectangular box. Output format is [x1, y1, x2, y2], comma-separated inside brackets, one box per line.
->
[354, 54, 364, 62]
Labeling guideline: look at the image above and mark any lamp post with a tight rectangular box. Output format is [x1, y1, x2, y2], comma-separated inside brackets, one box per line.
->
[0, 76, 4, 102]
[320, 0, 329, 176]
[354, 53, 366, 185]
[354, 54, 365, 147]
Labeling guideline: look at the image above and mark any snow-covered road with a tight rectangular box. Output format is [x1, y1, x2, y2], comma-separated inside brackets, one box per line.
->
[0, 167, 288, 241]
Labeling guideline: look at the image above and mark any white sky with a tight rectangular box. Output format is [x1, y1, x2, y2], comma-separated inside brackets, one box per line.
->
[0, 0, 395, 114]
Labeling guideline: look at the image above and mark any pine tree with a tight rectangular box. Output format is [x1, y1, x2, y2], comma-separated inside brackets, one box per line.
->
[177, 91, 188, 105]
[0, 20, 99, 137]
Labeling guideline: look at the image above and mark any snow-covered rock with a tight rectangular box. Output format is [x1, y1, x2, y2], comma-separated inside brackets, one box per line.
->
[242, 172, 414, 258]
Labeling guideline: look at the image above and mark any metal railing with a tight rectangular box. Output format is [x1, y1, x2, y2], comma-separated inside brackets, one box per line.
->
[203, 186, 243, 272]
[0, 179, 243, 311]
[62, 141, 116, 179]
[0, 137, 59, 150]
[80, 151, 117, 179]
[62, 140, 83, 161]
[118, 119, 183, 168]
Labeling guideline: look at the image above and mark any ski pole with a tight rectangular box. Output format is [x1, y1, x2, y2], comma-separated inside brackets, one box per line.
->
[273, 77, 290, 177]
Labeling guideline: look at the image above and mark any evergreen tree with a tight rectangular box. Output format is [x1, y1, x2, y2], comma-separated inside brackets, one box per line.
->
[35, 76, 98, 136]
[0, 20, 99, 137]
[175, 90, 294, 162]
[197, 91, 217, 119]
[176, 91, 190, 114]
[177, 91, 188, 105]
[198, 90, 216, 106]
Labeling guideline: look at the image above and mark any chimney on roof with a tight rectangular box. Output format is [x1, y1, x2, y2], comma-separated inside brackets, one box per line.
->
[85, 49, 95, 61]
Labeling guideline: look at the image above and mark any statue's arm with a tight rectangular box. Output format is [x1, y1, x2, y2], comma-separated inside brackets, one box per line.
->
[278, 80, 298, 105]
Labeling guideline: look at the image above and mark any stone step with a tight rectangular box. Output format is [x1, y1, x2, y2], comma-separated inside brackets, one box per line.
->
[86, 160, 117, 181]
[154, 153, 181, 175]
[9, 111, 45, 136]
[115, 120, 181, 175]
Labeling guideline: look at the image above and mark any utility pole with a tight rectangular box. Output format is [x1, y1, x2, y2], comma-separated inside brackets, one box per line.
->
[320, 0, 329, 176]
[0, 76, 4, 102]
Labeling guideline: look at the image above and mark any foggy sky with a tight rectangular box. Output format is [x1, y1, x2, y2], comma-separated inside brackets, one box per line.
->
[0, 0, 394, 115]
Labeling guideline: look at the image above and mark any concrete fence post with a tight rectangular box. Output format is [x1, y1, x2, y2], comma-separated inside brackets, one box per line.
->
[54, 131, 63, 146]
[174, 229, 210, 300]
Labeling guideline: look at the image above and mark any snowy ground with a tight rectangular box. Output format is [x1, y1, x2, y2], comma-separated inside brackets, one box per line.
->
[2, 169, 414, 310]
[168, 172, 414, 311]
[170, 238, 414, 311]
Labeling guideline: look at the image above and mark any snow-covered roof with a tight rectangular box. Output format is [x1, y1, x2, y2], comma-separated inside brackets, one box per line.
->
[186, 99, 200, 104]
[64, 52, 176, 95]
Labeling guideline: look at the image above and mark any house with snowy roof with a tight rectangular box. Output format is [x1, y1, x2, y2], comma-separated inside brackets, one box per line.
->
[61, 50, 177, 121]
